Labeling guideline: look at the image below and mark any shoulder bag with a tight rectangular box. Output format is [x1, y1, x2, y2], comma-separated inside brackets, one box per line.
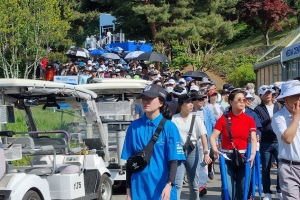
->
[127, 118, 167, 173]
[183, 115, 196, 152]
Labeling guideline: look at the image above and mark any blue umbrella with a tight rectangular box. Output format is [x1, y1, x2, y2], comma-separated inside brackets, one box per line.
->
[244, 133, 252, 200]
[220, 151, 230, 200]
[255, 143, 263, 196]
[112, 46, 123, 53]
[90, 49, 106, 55]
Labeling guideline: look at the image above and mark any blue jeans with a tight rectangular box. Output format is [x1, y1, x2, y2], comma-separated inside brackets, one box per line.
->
[260, 142, 281, 194]
[175, 146, 199, 200]
[221, 152, 248, 200]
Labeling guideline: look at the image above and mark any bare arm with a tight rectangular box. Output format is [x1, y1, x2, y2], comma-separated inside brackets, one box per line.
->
[210, 129, 222, 157]
[200, 134, 212, 164]
[248, 131, 257, 162]
[281, 101, 300, 144]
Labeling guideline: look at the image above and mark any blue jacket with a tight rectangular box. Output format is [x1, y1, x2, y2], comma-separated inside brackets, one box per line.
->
[193, 107, 216, 147]
[254, 103, 281, 143]
[245, 107, 262, 138]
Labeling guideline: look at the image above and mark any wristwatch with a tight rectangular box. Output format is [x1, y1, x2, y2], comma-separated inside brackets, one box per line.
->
[167, 182, 174, 186]
[203, 150, 209, 155]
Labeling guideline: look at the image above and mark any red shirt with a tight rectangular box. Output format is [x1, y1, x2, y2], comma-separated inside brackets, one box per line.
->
[214, 111, 256, 150]
[41, 58, 49, 69]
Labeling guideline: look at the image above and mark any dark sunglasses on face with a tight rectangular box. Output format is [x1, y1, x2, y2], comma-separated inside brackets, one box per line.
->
[235, 98, 246, 103]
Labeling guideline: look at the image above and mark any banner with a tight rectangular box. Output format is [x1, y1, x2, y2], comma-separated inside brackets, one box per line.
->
[53, 76, 78, 85]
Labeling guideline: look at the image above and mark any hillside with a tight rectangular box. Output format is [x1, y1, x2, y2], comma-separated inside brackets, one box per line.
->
[224, 18, 300, 52]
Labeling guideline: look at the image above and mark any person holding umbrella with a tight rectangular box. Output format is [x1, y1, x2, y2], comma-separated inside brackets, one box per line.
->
[271, 80, 300, 200]
[210, 89, 257, 200]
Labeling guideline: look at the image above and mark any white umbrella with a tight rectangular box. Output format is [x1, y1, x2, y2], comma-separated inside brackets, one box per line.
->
[102, 53, 120, 60]
[124, 51, 145, 59]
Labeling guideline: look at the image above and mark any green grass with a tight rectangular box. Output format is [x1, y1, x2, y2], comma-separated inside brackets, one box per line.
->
[4, 106, 83, 166]
[224, 17, 300, 51]
[5, 106, 82, 132]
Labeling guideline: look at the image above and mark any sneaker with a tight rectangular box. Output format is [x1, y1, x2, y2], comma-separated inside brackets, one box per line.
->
[263, 193, 272, 200]
[276, 192, 282, 200]
[199, 186, 207, 197]
[208, 171, 214, 180]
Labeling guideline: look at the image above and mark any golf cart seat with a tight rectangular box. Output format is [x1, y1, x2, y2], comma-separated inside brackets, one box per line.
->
[33, 138, 68, 154]
[23, 164, 80, 175]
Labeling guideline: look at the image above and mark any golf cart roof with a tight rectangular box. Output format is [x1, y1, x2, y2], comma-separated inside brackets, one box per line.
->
[78, 78, 149, 94]
[0, 79, 97, 100]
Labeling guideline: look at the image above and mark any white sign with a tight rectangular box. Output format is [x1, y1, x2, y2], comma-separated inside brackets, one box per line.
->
[53, 76, 78, 85]
[282, 41, 300, 62]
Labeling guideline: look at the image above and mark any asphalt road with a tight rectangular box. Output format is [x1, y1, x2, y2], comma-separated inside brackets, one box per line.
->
[112, 163, 280, 200]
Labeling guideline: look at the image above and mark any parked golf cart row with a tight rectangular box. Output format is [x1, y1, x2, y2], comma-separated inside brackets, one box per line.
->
[0, 78, 148, 200]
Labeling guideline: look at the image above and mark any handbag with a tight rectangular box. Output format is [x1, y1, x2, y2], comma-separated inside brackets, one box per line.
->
[183, 115, 196, 152]
[127, 118, 167, 173]
[224, 113, 246, 168]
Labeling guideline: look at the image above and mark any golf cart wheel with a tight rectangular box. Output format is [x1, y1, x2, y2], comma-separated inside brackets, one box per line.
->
[22, 190, 41, 200]
[98, 174, 112, 200]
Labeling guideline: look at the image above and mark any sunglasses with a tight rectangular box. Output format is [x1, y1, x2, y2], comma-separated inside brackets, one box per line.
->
[235, 98, 246, 103]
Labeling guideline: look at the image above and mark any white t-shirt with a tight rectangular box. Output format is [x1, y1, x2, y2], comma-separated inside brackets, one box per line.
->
[272, 106, 300, 161]
[172, 113, 207, 145]
[266, 104, 274, 117]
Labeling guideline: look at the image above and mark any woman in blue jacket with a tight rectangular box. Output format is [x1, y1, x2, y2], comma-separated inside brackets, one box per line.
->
[121, 84, 186, 200]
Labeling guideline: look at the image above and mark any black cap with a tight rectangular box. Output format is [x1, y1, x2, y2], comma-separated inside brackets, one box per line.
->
[222, 89, 231, 95]
[163, 67, 170, 71]
[191, 93, 205, 100]
[223, 84, 235, 90]
[137, 84, 166, 100]
[178, 94, 193, 103]
[91, 69, 97, 72]
[161, 72, 169, 77]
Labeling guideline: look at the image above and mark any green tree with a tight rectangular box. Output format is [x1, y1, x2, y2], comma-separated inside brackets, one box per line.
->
[0, 0, 71, 78]
[227, 63, 256, 87]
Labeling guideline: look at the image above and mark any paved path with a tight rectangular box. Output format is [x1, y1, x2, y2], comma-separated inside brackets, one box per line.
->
[112, 163, 280, 200]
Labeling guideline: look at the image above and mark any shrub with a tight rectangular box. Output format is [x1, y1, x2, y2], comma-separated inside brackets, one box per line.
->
[227, 63, 256, 87]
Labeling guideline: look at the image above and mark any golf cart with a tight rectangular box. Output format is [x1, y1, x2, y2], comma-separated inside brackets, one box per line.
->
[78, 78, 148, 188]
[0, 79, 112, 200]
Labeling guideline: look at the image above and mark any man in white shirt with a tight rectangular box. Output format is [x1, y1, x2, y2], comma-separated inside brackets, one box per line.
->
[272, 80, 300, 200]
[254, 85, 282, 200]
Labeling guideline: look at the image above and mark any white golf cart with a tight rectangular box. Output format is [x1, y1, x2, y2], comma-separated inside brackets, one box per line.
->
[0, 79, 113, 200]
[78, 78, 148, 188]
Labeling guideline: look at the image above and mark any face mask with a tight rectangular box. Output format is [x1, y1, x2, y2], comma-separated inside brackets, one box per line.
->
[165, 86, 173, 93]
[249, 89, 255, 94]
[47, 66, 51, 68]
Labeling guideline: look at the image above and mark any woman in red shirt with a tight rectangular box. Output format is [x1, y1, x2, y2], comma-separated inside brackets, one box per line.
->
[210, 89, 257, 200]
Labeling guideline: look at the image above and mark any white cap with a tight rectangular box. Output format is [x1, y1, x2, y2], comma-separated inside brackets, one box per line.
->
[165, 87, 173, 93]
[97, 68, 104, 72]
[277, 80, 300, 100]
[199, 77, 211, 85]
[179, 78, 186, 83]
[190, 85, 199, 91]
[258, 85, 274, 95]
[115, 69, 120, 72]
[168, 79, 176, 85]
[87, 60, 92, 65]
[136, 66, 142, 69]
[245, 91, 254, 101]
[117, 64, 122, 67]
